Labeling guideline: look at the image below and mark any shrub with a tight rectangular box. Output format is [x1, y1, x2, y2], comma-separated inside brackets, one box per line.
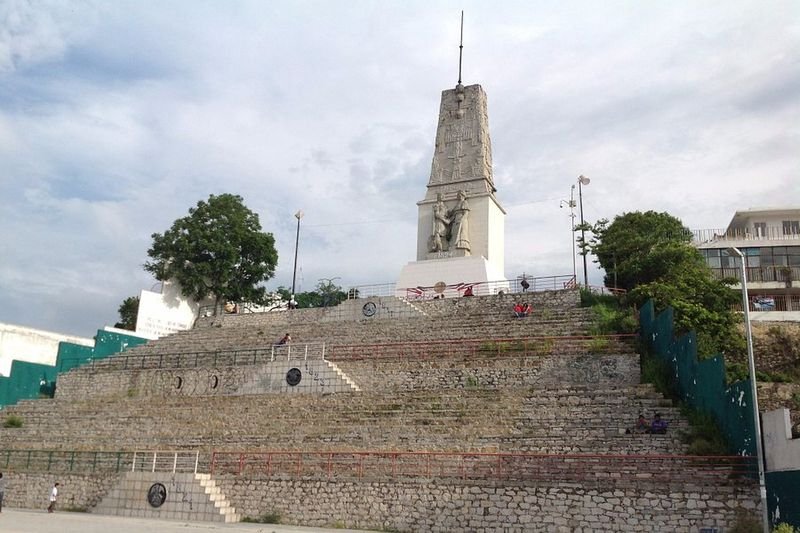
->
[3, 415, 23, 428]
[241, 512, 282, 524]
[679, 407, 729, 456]
[774, 523, 798, 533]
[728, 508, 761, 533]
[588, 338, 610, 354]
[641, 355, 673, 397]
[588, 302, 637, 336]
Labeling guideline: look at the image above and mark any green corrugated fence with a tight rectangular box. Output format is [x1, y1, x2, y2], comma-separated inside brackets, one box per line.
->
[639, 299, 800, 529]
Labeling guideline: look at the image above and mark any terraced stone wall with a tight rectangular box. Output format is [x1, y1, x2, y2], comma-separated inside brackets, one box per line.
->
[2, 472, 119, 511]
[217, 477, 760, 532]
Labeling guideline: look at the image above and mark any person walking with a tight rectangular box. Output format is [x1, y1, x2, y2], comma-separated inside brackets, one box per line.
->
[0, 472, 6, 513]
[47, 482, 59, 513]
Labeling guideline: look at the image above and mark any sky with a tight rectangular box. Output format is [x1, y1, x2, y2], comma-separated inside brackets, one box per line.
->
[0, 0, 798, 338]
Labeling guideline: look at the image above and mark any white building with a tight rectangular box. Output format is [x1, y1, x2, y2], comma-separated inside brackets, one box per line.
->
[0, 323, 94, 377]
[693, 207, 800, 319]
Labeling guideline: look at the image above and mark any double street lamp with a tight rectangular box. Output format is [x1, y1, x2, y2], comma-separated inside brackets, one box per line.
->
[559, 185, 577, 283]
[290, 210, 304, 306]
[577, 175, 591, 287]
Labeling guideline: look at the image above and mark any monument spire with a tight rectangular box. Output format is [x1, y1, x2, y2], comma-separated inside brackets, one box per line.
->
[457, 11, 464, 85]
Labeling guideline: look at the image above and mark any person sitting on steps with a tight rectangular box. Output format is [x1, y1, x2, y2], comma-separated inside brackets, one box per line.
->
[626, 414, 650, 434]
[648, 413, 668, 434]
[513, 303, 531, 318]
[276, 333, 291, 346]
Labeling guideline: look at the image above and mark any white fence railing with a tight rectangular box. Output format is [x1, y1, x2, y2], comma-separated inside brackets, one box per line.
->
[131, 450, 200, 474]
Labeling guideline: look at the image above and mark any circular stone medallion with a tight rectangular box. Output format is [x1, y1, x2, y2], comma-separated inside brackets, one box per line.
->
[286, 367, 302, 386]
[147, 483, 167, 508]
[362, 302, 377, 317]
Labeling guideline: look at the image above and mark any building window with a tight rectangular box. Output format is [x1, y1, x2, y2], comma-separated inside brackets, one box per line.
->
[783, 220, 800, 235]
[753, 222, 767, 237]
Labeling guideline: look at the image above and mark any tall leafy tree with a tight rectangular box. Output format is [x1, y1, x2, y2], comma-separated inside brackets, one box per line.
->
[144, 194, 278, 314]
[588, 211, 743, 356]
[114, 296, 140, 331]
[275, 279, 347, 308]
[589, 211, 693, 291]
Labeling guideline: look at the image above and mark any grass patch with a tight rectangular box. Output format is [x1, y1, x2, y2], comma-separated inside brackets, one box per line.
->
[531, 338, 555, 356]
[62, 505, 89, 512]
[679, 406, 729, 456]
[640, 355, 673, 397]
[728, 508, 761, 533]
[241, 511, 282, 524]
[465, 375, 479, 388]
[588, 338, 610, 354]
[126, 388, 138, 398]
[3, 414, 23, 428]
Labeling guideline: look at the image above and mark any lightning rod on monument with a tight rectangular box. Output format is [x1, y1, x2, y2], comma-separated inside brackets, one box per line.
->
[458, 10, 464, 85]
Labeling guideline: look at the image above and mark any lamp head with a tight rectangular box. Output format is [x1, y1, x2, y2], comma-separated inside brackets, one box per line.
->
[294, 210, 304, 220]
[578, 175, 590, 186]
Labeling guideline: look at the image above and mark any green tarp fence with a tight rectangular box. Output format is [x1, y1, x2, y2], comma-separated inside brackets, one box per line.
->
[0, 330, 148, 409]
[639, 299, 800, 529]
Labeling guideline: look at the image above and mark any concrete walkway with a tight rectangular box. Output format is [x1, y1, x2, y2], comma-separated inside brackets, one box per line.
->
[0, 509, 379, 533]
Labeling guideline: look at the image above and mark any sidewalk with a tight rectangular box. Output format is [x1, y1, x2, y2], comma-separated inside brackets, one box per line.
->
[0, 509, 378, 533]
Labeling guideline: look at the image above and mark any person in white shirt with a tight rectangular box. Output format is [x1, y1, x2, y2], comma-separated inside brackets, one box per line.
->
[47, 482, 59, 513]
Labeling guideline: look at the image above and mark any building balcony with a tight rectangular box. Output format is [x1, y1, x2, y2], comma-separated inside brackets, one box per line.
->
[709, 266, 800, 285]
[692, 227, 800, 245]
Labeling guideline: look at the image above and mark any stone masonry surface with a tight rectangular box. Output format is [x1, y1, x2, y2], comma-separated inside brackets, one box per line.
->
[217, 477, 760, 533]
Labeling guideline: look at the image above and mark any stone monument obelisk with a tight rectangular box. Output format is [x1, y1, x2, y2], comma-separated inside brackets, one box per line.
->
[396, 81, 507, 295]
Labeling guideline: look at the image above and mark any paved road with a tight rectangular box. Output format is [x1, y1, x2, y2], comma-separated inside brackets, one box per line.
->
[0, 509, 378, 533]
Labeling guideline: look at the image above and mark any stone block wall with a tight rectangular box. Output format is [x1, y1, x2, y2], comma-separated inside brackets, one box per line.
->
[56, 359, 356, 401]
[216, 476, 760, 532]
[93, 472, 238, 522]
[1, 471, 119, 511]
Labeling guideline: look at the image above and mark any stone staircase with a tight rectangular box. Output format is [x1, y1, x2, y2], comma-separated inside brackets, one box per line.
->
[0, 288, 759, 529]
[93, 471, 239, 522]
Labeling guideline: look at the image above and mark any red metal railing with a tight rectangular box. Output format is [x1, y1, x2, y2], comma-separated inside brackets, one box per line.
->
[210, 451, 757, 484]
[325, 334, 637, 362]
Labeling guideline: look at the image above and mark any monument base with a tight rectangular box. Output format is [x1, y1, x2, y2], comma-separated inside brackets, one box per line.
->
[395, 256, 507, 299]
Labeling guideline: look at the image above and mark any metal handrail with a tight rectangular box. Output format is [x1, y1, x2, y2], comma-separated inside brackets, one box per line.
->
[60, 342, 327, 373]
[0, 449, 201, 474]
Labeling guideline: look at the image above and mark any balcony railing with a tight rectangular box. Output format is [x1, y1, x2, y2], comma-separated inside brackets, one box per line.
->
[709, 266, 799, 284]
[693, 227, 800, 243]
[730, 294, 800, 313]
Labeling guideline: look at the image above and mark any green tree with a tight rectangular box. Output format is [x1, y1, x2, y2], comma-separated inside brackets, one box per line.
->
[144, 194, 278, 314]
[588, 211, 743, 357]
[275, 279, 347, 308]
[114, 296, 140, 331]
[589, 211, 692, 291]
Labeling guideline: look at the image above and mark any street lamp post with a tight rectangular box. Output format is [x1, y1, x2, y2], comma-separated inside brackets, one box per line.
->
[728, 247, 769, 533]
[578, 175, 591, 288]
[291, 210, 304, 305]
[559, 185, 577, 283]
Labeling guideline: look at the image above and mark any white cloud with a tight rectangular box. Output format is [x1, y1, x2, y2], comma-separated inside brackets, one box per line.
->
[0, 1, 798, 335]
